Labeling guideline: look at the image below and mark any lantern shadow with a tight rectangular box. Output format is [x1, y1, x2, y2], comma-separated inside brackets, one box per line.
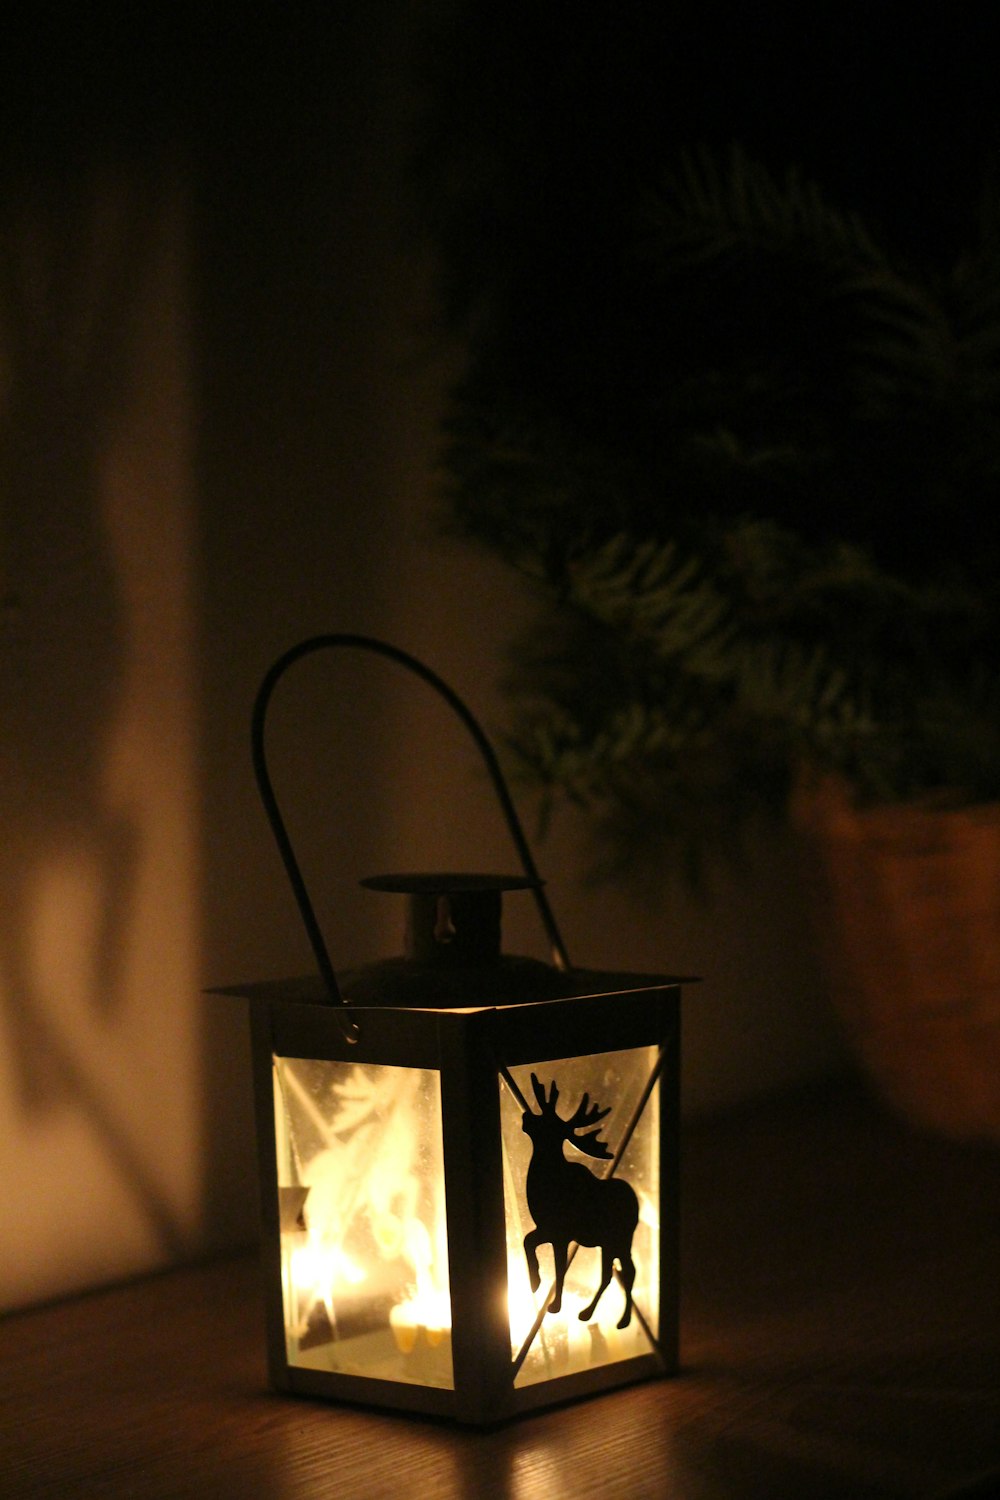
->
[0, 170, 188, 1257]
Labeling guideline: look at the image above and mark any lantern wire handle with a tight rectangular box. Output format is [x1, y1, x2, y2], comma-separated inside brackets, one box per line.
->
[251, 633, 573, 1018]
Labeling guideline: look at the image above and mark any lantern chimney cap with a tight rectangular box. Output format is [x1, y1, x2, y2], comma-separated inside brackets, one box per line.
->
[361, 872, 541, 971]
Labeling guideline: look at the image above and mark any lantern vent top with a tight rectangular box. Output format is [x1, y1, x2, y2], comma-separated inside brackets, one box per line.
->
[361, 871, 540, 971]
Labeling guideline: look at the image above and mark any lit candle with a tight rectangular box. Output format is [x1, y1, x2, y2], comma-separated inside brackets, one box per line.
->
[389, 1289, 452, 1354]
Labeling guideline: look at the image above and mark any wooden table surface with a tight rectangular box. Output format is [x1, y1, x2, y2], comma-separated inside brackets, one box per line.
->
[2, 1080, 998, 1500]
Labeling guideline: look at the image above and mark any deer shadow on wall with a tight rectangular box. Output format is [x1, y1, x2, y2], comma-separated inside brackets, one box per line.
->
[0, 170, 185, 1254]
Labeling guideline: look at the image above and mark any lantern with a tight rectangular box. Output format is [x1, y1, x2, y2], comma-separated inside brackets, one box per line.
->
[219, 635, 688, 1424]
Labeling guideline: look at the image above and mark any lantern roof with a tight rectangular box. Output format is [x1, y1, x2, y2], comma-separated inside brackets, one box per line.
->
[361, 873, 540, 894]
[211, 963, 695, 1012]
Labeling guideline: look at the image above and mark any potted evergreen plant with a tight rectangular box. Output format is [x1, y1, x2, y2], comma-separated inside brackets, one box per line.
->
[433, 147, 1000, 1141]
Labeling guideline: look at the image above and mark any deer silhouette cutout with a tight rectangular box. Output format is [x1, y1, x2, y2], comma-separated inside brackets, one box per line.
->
[522, 1073, 639, 1329]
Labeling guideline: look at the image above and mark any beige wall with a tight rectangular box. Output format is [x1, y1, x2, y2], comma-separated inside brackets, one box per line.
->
[0, 30, 843, 1312]
[0, 176, 202, 1307]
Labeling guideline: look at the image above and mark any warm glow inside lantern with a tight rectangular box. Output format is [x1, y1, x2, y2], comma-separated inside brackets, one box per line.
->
[221, 636, 687, 1424]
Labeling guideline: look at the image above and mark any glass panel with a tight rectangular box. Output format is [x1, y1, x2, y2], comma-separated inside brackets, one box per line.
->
[273, 1057, 453, 1389]
[499, 1047, 660, 1388]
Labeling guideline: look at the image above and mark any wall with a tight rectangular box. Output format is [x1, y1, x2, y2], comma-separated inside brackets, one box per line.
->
[0, 13, 843, 1311]
[0, 174, 202, 1306]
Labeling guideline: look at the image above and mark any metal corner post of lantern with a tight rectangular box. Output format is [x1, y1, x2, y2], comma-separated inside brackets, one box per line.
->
[216, 633, 689, 1425]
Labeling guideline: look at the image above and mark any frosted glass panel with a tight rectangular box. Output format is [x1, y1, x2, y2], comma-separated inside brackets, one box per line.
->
[273, 1057, 453, 1389]
[500, 1047, 660, 1388]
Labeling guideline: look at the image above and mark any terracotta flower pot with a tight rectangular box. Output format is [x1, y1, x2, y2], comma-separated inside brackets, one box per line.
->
[791, 774, 1000, 1144]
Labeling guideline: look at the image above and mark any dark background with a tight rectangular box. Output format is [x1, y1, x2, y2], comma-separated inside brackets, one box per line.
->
[2, 6, 996, 257]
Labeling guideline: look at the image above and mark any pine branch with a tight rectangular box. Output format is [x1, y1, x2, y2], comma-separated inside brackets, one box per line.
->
[433, 140, 1000, 857]
[649, 145, 888, 269]
[562, 533, 734, 673]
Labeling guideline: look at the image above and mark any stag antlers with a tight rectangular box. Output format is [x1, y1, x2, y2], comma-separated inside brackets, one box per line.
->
[530, 1075, 614, 1159]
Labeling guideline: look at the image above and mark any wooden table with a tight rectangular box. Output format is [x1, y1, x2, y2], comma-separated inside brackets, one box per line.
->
[2, 1080, 998, 1499]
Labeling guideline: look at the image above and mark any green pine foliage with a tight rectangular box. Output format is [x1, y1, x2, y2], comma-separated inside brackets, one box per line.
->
[435, 145, 1000, 864]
